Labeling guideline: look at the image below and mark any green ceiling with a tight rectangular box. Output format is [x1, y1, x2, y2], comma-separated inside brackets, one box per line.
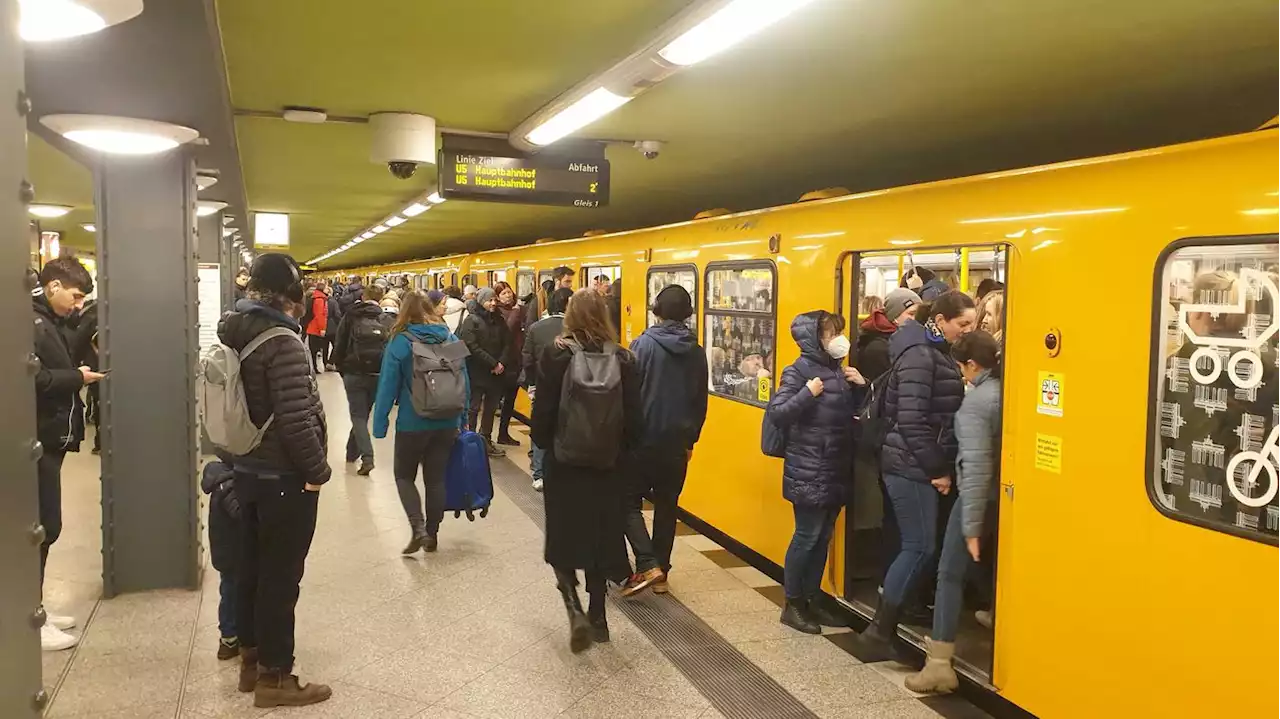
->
[27, 134, 96, 251]
[214, 0, 1277, 267]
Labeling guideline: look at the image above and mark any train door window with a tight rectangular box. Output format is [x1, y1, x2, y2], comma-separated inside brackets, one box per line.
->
[489, 269, 509, 287]
[1149, 237, 1279, 544]
[538, 269, 554, 291]
[516, 269, 535, 300]
[462, 273, 475, 288]
[580, 264, 620, 294]
[647, 265, 698, 333]
[704, 262, 776, 406]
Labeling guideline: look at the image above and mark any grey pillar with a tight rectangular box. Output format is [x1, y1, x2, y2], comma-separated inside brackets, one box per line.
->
[219, 222, 235, 314]
[95, 150, 200, 596]
[0, 1, 46, 715]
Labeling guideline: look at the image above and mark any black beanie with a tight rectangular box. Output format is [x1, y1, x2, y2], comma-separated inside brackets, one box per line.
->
[249, 253, 303, 301]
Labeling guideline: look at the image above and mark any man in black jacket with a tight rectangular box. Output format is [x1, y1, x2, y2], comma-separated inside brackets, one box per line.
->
[459, 286, 510, 456]
[619, 286, 709, 597]
[217, 253, 332, 707]
[522, 287, 572, 490]
[32, 257, 103, 652]
[331, 284, 392, 475]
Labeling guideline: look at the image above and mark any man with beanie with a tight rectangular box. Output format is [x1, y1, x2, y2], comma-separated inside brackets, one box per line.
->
[857, 288, 921, 381]
[620, 285, 709, 597]
[458, 286, 511, 456]
[216, 252, 332, 708]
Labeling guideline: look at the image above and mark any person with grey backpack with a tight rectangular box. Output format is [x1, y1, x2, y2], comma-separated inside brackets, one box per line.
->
[373, 289, 471, 555]
[529, 289, 641, 654]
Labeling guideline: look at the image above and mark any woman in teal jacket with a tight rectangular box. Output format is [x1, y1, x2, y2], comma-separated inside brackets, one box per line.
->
[373, 289, 470, 555]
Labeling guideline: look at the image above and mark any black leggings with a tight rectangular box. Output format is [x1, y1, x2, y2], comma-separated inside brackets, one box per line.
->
[498, 383, 530, 437]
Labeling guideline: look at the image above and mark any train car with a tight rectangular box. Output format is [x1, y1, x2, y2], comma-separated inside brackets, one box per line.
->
[350, 127, 1278, 718]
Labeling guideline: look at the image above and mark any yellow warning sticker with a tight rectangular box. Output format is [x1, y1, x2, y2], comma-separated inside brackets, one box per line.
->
[1037, 371, 1064, 417]
[1034, 433, 1062, 474]
[757, 375, 771, 403]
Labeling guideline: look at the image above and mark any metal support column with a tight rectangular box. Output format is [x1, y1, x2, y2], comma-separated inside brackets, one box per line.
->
[218, 221, 235, 314]
[0, 1, 48, 714]
[95, 150, 200, 596]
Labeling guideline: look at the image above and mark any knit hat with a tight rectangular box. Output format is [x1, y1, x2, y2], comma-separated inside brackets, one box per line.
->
[883, 288, 921, 323]
[476, 287, 496, 305]
[652, 284, 694, 322]
[249, 253, 303, 301]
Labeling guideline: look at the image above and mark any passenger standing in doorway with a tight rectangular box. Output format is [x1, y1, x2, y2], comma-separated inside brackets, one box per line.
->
[531, 290, 639, 653]
[523, 287, 573, 491]
[619, 285, 708, 597]
[902, 267, 949, 302]
[905, 330, 1002, 693]
[493, 281, 530, 445]
[593, 274, 612, 296]
[553, 266, 575, 291]
[459, 287, 511, 457]
[768, 311, 866, 634]
[855, 290, 975, 660]
[332, 283, 394, 475]
[32, 256, 103, 652]
[303, 279, 330, 372]
[217, 253, 331, 706]
[373, 290, 470, 554]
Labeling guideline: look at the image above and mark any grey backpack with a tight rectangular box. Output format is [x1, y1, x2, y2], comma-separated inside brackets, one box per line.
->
[199, 326, 300, 455]
[554, 340, 625, 468]
[408, 334, 470, 419]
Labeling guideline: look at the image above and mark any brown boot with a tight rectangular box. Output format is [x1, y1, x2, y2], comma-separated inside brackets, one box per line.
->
[254, 666, 333, 708]
[237, 647, 258, 693]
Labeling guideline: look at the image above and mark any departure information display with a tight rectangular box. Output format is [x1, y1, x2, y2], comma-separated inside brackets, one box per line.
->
[438, 151, 610, 208]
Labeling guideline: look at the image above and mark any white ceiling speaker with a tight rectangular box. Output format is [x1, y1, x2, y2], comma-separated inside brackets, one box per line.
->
[41, 114, 199, 155]
[20, 0, 144, 42]
[282, 107, 328, 124]
[369, 113, 436, 180]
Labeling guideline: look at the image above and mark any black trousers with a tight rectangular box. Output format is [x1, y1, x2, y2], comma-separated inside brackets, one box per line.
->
[393, 428, 456, 537]
[306, 334, 329, 370]
[37, 449, 66, 585]
[497, 382, 530, 437]
[623, 446, 689, 575]
[467, 380, 502, 440]
[236, 474, 319, 672]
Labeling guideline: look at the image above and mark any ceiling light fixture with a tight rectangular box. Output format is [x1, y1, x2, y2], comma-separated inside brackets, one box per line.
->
[361, 231, 376, 239]
[196, 173, 218, 191]
[196, 200, 227, 217]
[19, 0, 143, 42]
[370, 225, 389, 234]
[658, 0, 819, 66]
[525, 87, 631, 146]
[28, 204, 73, 218]
[426, 192, 446, 204]
[254, 212, 289, 247]
[82, 223, 96, 232]
[222, 227, 238, 237]
[41, 114, 199, 155]
[384, 216, 406, 227]
[402, 202, 429, 217]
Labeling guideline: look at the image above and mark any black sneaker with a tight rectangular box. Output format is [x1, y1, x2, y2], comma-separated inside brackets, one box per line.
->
[780, 600, 821, 635]
[357, 459, 374, 476]
[495, 434, 520, 446]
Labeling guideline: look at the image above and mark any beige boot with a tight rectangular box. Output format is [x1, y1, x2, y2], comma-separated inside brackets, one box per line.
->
[237, 647, 258, 693]
[254, 667, 333, 708]
[903, 637, 958, 694]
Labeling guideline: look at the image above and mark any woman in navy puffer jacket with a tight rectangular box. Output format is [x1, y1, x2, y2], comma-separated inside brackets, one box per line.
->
[855, 290, 976, 660]
[768, 311, 867, 634]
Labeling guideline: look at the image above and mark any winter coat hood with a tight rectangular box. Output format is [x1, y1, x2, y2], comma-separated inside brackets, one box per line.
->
[645, 320, 698, 355]
[218, 299, 301, 351]
[860, 309, 897, 335]
[403, 322, 451, 343]
[790, 311, 839, 369]
[888, 318, 945, 363]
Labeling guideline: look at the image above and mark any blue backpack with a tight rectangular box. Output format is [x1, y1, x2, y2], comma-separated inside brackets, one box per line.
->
[444, 430, 494, 520]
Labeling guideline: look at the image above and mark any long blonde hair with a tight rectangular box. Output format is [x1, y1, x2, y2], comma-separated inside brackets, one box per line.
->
[390, 289, 443, 336]
[559, 289, 616, 348]
[977, 291, 1004, 342]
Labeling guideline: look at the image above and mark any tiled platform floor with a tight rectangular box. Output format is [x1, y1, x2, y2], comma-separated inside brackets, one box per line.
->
[40, 373, 992, 719]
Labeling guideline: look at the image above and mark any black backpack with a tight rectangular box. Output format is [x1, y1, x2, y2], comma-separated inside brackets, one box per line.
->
[347, 313, 395, 374]
[554, 340, 625, 468]
[854, 358, 902, 457]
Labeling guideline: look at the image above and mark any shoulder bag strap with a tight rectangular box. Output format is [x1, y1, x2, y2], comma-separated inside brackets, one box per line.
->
[240, 326, 299, 360]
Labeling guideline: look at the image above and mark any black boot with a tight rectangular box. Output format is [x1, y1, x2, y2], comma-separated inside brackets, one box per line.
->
[779, 599, 820, 634]
[852, 601, 900, 662]
[554, 569, 593, 654]
[587, 586, 610, 643]
[804, 595, 848, 628]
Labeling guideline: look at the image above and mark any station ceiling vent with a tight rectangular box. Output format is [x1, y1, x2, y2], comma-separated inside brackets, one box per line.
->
[798, 187, 850, 202]
[582, 229, 608, 237]
[694, 208, 731, 219]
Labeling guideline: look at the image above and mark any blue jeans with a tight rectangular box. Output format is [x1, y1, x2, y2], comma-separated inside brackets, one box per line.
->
[932, 497, 970, 642]
[531, 442, 547, 481]
[783, 504, 841, 600]
[218, 572, 237, 639]
[343, 373, 378, 461]
[881, 473, 939, 609]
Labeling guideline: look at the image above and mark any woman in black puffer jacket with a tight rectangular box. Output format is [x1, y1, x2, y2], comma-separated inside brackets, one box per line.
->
[855, 290, 976, 660]
[768, 311, 867, 634]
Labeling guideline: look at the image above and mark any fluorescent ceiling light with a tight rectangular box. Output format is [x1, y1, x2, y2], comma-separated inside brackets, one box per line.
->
[254, 212, 289, 247]
[196, 174, 218, 191]
[196, 200, 227, 217]
[351, 236, 365, 244]
[81, 223, 96, 232]
[20, 0, 140, 41]
[222, 227, 238, 237]
[658, 0, 819, 66]
[41, 114, 199, 155]
[384, 216, 406, 227]
[426, 192, 446, 204]
[526, 87, 631, 146]
[402, 202, 429, 217]
[29, 204, 72, 218]
[370, 225, 389, 234]
[361, 231, 376, 239]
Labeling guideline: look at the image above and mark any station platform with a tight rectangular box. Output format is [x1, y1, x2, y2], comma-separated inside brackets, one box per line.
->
[39, 374, 994, 719]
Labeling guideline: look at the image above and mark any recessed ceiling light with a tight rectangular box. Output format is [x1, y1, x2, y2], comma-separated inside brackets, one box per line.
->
[370, 225, 389, 234]
[197, 200, 227, 217]
[426, 192, 446, 204]
[351, 236, 365, 244]
[81, 223, 96, 232]
[19, 0, 143, 42]
[402, 202, 429, 217]
[361, 231, 376, 239]
[28, 204, 72, 218]
[384, 216, 406, 227]
[41, 114, 199, 155]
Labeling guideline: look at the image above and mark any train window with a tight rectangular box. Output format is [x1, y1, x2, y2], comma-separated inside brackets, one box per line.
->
[580, 264, 620, 294]
[704, 262, 776, 406]
[538, 269, 554, 290]
[516, 269, 535, 299]
[1149, 237, 1279, 545]
[647, 265, 697, 333]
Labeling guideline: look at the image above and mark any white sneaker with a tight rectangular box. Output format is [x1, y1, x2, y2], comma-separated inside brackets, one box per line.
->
[532, 478, 544, 492]
[975, 610, 993, 629]
[46, 612, 76, 630]
[41, 623, 78, 652]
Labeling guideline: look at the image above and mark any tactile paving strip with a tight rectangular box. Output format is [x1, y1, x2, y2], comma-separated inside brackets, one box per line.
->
[491, 458, 819, 719]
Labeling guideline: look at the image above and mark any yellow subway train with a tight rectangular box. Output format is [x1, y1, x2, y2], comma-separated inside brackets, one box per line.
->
[329, 127, 1279, 718]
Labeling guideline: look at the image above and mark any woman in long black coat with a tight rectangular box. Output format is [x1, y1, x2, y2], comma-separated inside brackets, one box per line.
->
[530, 289, 641, 653]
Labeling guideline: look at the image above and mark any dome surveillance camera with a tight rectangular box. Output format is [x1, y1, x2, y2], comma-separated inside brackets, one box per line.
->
[388, 161, 418, 180]
[635, 140, 663, 159]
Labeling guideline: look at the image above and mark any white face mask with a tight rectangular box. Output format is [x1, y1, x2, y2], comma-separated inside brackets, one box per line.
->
[824, 334, 851, 360]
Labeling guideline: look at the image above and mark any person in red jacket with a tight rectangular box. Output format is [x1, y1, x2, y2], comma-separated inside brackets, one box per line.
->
[304, 280, 329, 372]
